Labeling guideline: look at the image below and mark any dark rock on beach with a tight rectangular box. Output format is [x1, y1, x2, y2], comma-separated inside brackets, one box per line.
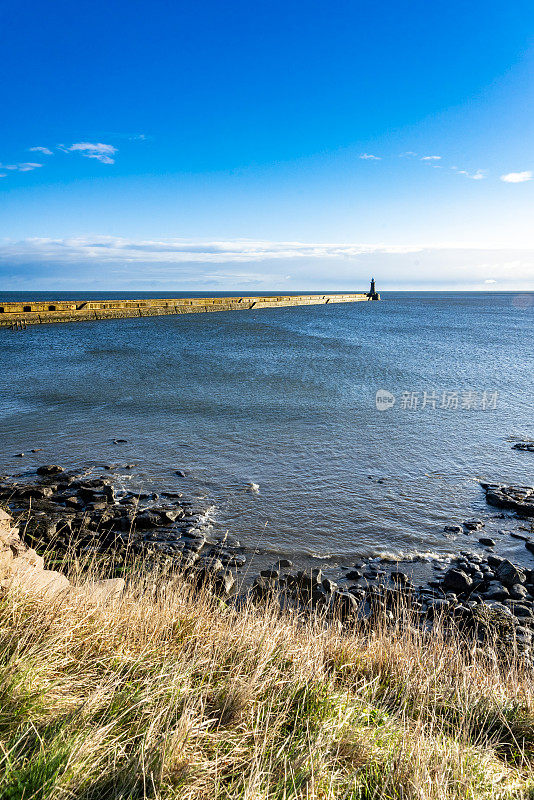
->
[36, 465, 64, 476]
[482, 482, 534, 516]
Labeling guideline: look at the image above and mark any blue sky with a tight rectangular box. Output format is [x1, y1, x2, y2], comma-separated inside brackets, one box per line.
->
[1, 0, 534, 290]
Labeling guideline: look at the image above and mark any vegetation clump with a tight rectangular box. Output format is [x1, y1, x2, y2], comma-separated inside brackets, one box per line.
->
[0, 555, 533, 800]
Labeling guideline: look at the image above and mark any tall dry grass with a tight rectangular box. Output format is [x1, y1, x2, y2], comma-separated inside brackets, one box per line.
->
[0, 555, 533, 800]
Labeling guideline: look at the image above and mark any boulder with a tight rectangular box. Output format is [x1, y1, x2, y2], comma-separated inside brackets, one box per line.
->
[508, 583, 529, 601]
[36, 465, 64, 476]
[444, 525, 463, 534]
[484, 582, 509, 601]
[495, 559, 526, 587]
[333, 590, 359, 619]
[463, 520, 484, 531]
[483, 483, 534, 516]
[0, 509, 69, 598]
[442, 568, 473, 594]
[0, 510, 124, 605]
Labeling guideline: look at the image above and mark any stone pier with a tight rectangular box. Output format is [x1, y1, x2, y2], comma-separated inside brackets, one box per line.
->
[0, 292, 379, 328]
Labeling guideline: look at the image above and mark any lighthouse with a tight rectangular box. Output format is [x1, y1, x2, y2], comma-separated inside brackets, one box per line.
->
[367, 277, 379, 300]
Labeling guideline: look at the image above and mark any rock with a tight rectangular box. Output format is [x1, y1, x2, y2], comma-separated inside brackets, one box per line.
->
[321, 577, 338, 593]
[483, 483, 534, 516]
[175, 470, 188, 478]
[509, 584, 529, 601]
[275, 558, 293, 569]
[479, 537, 495, 547]
[0, 509, 69, 599]
[510, 532, 530, 541]
[213, 570, 235, 596]
[424, 598, 449, 617]
[526, 540, 534, 556]
[512, 442, 534, 452]
[333, 590, 359, 619]
[260, 568, 280, 580]
[201, 556, 224, 573]
[463, 520, 484, 531]
[36, 465, 64, 476]
[134, 511, 163, 530]
[252, 575, 277, 599]
[65, 497, 85, 510]
[512, 604, 533, 619]
[391, 571, 409, 585]
[156, 509, 182, 525]
[345, 568, 363, 580]
[484, 582, 510, 601]
[113, 439, 127, 444]
[495, 559, 526, 587]
[296, 568, 322, 592]
[444, 525, 463, 534]
[442, 568, 473, 594]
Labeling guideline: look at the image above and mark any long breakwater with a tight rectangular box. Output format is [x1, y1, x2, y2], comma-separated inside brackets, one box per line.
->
[0, 292, 378, 327]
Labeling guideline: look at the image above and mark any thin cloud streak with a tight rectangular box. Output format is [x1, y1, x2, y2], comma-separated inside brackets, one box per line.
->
[28, 146, 53, 155]
[59, 142, 118, 164]
[0, 162, 43, 172]
[0, 236, 423, 265]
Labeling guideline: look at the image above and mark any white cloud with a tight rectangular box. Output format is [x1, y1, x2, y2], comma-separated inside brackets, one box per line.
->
[0, 237, 533, 290]
[500, 171, 532, 183]
[0, 173, 6, 178]
[61, 142, 118, 164]
[0, 236, 423, 266]
[28, 146, 53, 155]
[399, 151, 417, 157]
[421, 155, 441, 161]
[359, 153, 381, 160]
[0, 162, 43, 172]
[484, 279, 497, 284]
[452, 167, 486, 180]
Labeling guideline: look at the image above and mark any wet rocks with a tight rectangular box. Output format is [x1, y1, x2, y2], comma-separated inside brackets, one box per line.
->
[482, 483, 534, 516]
[36, 465, 64, 476]
[512, 442, 534, 452]
[442, 568, 473, 594]
[463, 520, 484, 532]
[333, 590, 358, 619]
[494, 559, 526, 587]
[345, 568, 363, 580]
[0, 466, 247, 596]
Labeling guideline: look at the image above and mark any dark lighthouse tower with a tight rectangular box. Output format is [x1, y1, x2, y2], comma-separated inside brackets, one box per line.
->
[367, 277, 379, 300]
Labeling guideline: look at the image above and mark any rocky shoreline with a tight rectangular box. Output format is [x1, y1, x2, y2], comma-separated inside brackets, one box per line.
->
[1, 462, 534, 666]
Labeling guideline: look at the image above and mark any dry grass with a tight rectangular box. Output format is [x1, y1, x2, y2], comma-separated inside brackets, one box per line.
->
[0, 557, 533, 800]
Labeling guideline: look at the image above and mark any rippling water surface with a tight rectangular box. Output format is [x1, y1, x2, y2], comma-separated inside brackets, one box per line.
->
[1, 291, 533, 570]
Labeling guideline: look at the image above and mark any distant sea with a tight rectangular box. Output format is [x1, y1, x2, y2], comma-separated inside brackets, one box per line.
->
[1, 291, 533, 574]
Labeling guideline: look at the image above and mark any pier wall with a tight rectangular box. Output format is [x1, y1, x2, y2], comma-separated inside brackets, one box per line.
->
[0, 293, 378, 327]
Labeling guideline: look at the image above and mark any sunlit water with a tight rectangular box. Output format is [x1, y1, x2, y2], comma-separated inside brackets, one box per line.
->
[1, 291, 533, 572]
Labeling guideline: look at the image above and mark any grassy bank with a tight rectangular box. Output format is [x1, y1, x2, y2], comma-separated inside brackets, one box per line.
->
[1, 558, 533, 800]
